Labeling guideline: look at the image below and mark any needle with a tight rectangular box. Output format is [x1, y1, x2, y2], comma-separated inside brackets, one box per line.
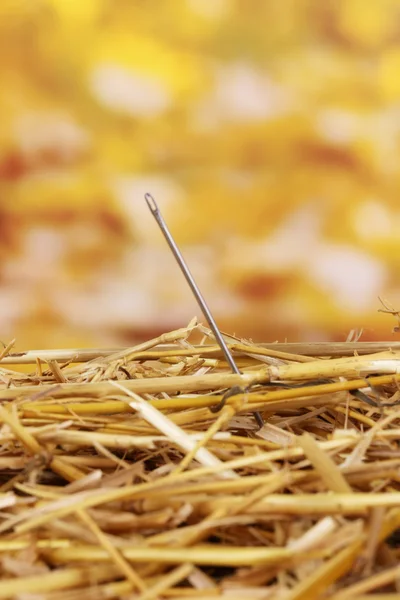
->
[145, 193, 264, 428]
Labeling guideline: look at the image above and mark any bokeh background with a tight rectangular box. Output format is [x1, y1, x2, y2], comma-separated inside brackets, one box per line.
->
[1, 0, 400, 351]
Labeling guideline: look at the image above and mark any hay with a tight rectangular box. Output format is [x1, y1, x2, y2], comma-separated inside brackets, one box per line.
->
[0, 321, 400, 599]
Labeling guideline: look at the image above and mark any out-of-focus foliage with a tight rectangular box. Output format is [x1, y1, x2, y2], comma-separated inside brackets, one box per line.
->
[0, 0, 399, 348]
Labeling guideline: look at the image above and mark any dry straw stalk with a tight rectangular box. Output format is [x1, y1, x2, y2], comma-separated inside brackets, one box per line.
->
[0, 321, 399, 598]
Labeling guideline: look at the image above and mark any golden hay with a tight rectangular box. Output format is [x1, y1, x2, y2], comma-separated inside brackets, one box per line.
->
[0, 321, 400, 599]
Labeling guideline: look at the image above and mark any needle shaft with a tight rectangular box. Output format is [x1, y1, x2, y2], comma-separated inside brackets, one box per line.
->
[145, 193, 264, 428]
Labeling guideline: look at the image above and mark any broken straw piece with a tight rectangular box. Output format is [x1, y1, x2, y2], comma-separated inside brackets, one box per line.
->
[110, 380, 239, 479]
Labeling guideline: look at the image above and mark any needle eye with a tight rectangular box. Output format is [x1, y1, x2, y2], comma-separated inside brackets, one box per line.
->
[144, 193, 158, 214]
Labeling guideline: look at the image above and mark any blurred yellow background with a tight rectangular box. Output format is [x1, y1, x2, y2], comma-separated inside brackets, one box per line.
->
[0, 0, 399, 350]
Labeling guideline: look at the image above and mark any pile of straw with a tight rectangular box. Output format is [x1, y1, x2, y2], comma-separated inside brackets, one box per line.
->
[0, 319, 400, 599]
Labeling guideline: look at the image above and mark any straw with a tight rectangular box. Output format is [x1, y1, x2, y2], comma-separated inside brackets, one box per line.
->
[0, 323, 399, 597]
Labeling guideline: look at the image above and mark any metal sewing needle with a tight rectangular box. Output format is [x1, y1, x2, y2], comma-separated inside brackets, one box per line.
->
[145, 193, 264, 428]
